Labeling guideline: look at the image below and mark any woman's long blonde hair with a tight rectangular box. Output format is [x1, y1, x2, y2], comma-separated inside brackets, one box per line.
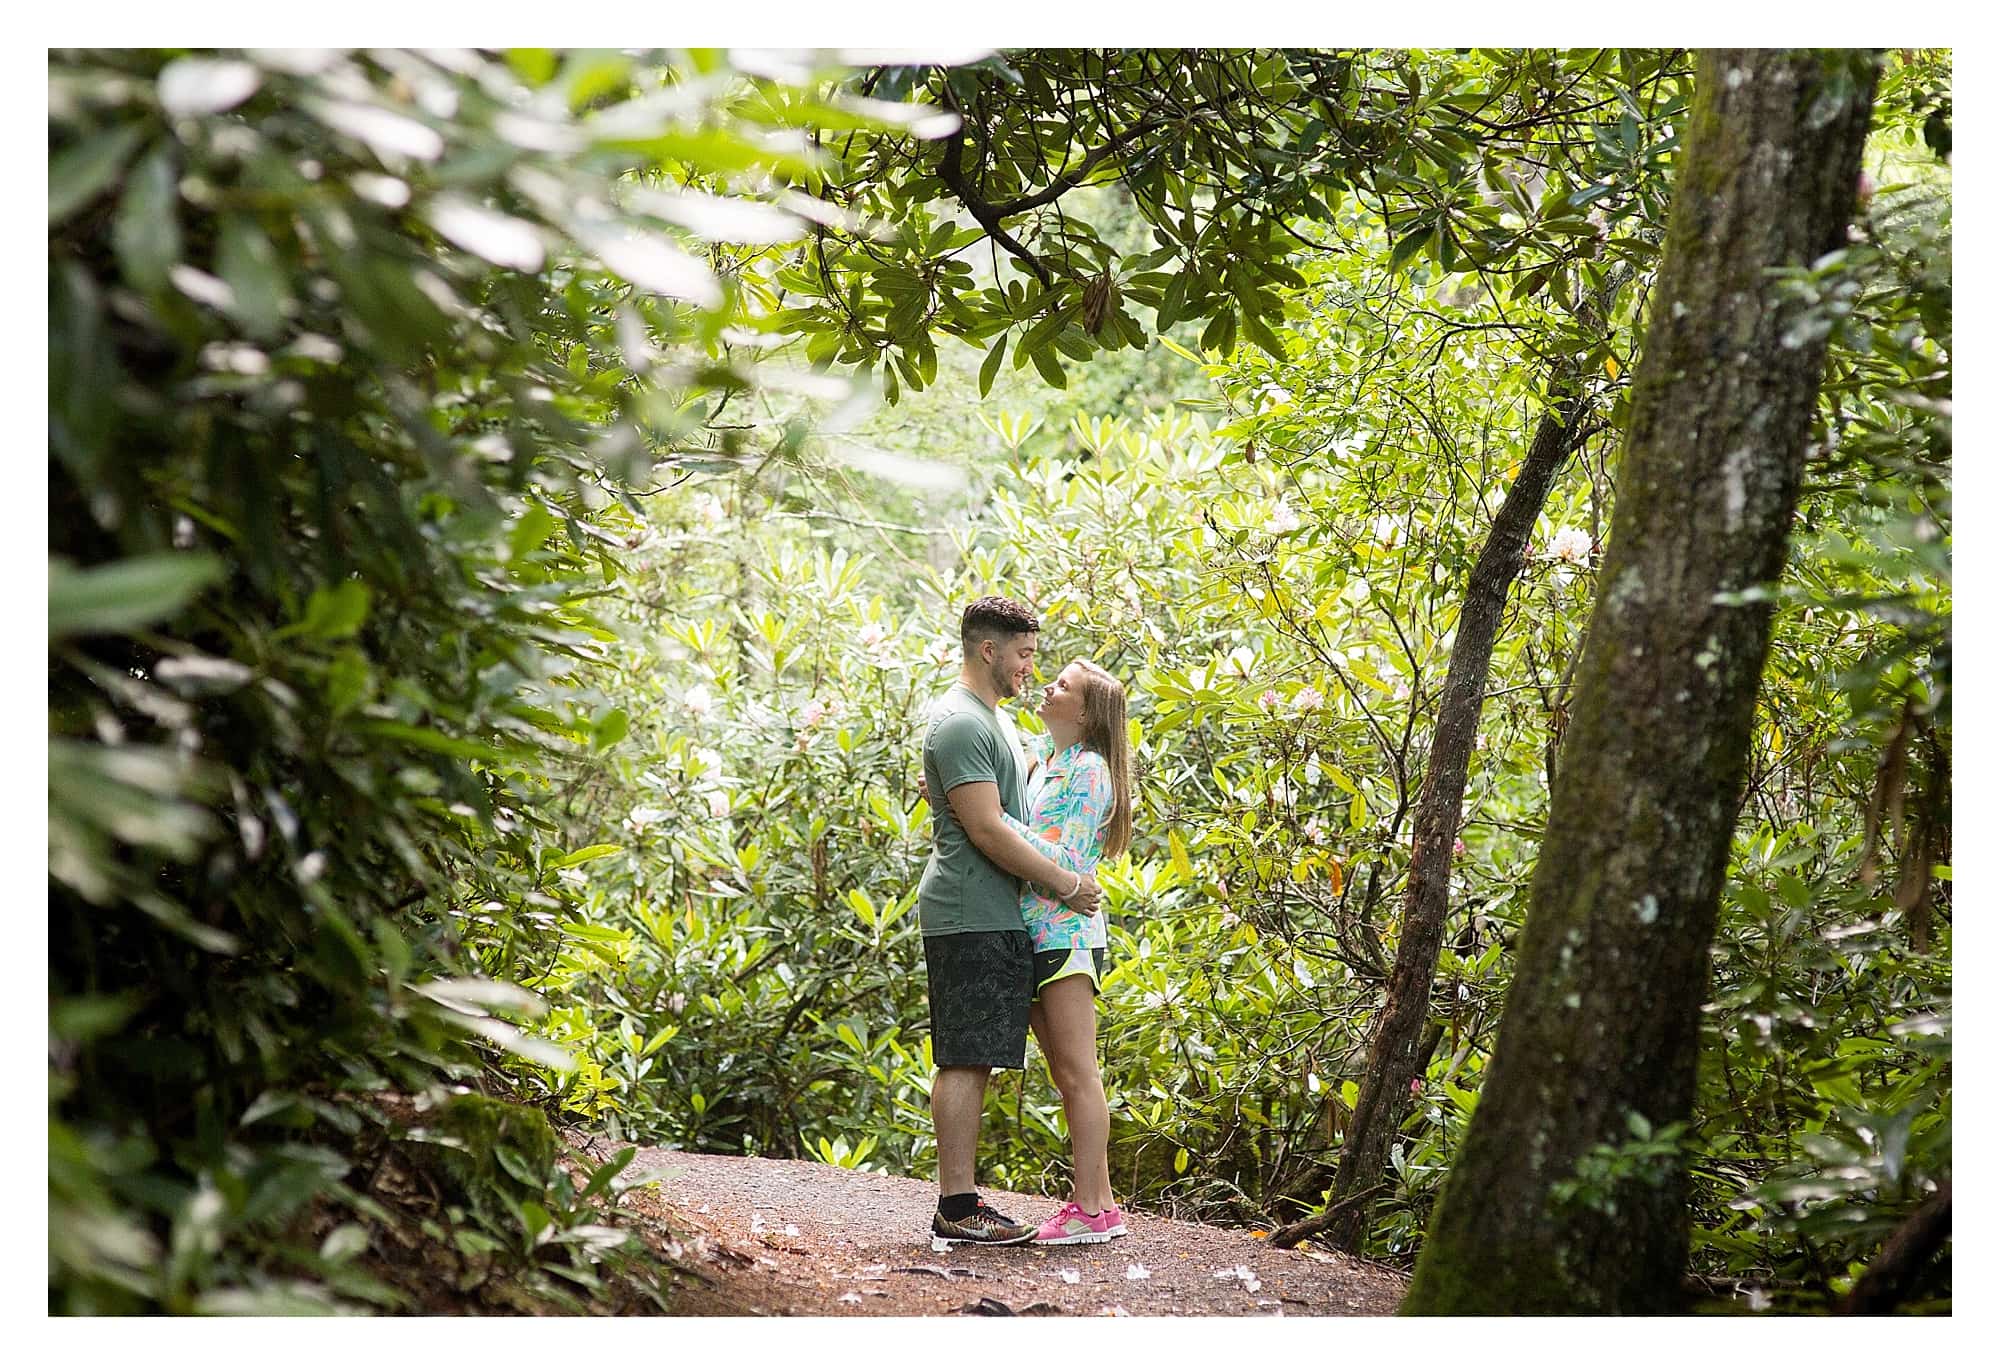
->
[1072, 659, 1134, 858]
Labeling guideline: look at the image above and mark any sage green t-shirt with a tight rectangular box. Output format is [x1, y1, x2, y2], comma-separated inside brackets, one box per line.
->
[917, 683, 1029, 937]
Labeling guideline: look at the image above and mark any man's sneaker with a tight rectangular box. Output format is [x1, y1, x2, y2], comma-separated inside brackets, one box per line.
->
[932, 1198, 1036, 1248]
[1033, 1201, 1128, 1245]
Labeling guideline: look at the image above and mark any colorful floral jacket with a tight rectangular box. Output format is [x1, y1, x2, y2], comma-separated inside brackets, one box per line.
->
[1003, 742, 1112, 951]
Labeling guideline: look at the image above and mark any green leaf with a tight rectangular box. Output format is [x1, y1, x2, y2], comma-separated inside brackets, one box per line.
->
[505, 48, 560, 85]
[1029, 344, 1067, 389]
[319, 1224, 370, 1264]
[509, 501, 559, 563]
[978, 333, 1007, 398]
[353, 720, 507, 763]
[1389, 224, 1433, 273]
[296, 581, 371, 640]
[589, 707, 630, 751]
[1242, 309, 1286, 361]
[49, 123, 147, 225]
[1198, 307, 1236, 354]
[48, 554, 223, 638]
[195, 1286, 338, 1316]
[551, 843, 623, 869]
[112, 144, 181, 293]
[324, 647, 373, 715]
[49, 993, 144, 1042]
[517, 1199, 552, 1246]
[217, 217, 292, 339]
[1156, 273, 1187, 330]
[579, 1145, 636, 1201]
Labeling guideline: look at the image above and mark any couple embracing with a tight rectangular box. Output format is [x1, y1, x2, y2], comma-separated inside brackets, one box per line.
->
[916, 595, 1134, 1248]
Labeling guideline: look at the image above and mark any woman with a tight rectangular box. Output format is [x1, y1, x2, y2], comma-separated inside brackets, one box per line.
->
[1007, 658, 1135, 1245]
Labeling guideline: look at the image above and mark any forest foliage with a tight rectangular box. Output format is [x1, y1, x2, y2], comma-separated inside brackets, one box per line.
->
[49, 47, 1949, 1315]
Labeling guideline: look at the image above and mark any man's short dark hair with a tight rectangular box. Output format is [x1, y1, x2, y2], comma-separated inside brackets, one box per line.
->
[961, 595, 1040, 652]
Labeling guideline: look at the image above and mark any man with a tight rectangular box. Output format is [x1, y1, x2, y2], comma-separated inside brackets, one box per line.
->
[920, 595, 1102, 1246]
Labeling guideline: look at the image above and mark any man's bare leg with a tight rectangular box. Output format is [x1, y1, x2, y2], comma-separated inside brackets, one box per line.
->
[931, 1065, 991, 1197]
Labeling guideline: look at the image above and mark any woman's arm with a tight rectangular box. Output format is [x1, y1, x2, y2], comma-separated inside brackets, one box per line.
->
[1012, 756, 1113, 884]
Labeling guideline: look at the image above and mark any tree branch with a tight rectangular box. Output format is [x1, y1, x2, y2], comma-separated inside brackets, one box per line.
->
[933, 105, 1055, 288]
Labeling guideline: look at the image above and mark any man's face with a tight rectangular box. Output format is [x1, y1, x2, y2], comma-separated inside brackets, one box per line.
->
[984, 631, 1039, 700]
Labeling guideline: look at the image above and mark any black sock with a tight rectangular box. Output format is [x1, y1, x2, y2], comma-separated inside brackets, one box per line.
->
[939, 1192, 980, 1221]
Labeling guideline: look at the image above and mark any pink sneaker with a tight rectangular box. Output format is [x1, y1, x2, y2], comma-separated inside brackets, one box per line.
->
[1034, 1201, 1128, 1245]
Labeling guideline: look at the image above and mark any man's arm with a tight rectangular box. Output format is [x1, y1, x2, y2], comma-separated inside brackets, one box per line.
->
[946, 781, 1101, 914]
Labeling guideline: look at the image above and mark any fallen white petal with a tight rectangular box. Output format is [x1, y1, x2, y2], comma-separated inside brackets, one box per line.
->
[1060, 1269, 1081, 1284]
[1125, 1263, 1151, 1280]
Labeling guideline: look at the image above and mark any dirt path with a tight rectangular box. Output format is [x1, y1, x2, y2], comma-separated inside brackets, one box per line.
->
[583, 1141, 1408, 1317]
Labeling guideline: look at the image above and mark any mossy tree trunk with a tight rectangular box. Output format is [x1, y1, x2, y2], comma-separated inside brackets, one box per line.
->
[1403, 49, 1878, 1315]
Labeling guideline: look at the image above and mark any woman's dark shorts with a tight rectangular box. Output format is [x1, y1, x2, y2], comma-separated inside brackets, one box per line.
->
[1033, 945, 1108, 1002]
[923, 929, 1033, 1070]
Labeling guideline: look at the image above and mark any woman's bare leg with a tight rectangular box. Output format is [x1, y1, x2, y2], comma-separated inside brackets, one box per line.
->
[1030, 975, 1114, 1212]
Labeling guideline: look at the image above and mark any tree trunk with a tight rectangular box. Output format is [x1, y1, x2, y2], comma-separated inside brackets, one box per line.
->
[1835, 1181, 1951, 1315]
[1310, 382, 1592, 1250]
[1403, 49, 1877, 1315]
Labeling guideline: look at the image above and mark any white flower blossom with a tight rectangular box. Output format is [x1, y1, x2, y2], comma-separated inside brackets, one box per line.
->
[799, 698, 829, 728]
[683, 684, 714, 717]
[1291, 686, 1323, 713]
[1263, 500, 1302, 535]
[707, 790, 730, 820]
[858, 621, 889, 649]
[624, 806, 668, 833]
[1548, 527, 1593, 565]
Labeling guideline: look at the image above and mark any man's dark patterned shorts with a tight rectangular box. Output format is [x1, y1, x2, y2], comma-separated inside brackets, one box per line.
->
[923, 929, 1033, 1070]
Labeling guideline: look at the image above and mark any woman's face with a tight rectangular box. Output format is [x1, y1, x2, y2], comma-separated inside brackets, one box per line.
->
[1037, 662, 1089, 736]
